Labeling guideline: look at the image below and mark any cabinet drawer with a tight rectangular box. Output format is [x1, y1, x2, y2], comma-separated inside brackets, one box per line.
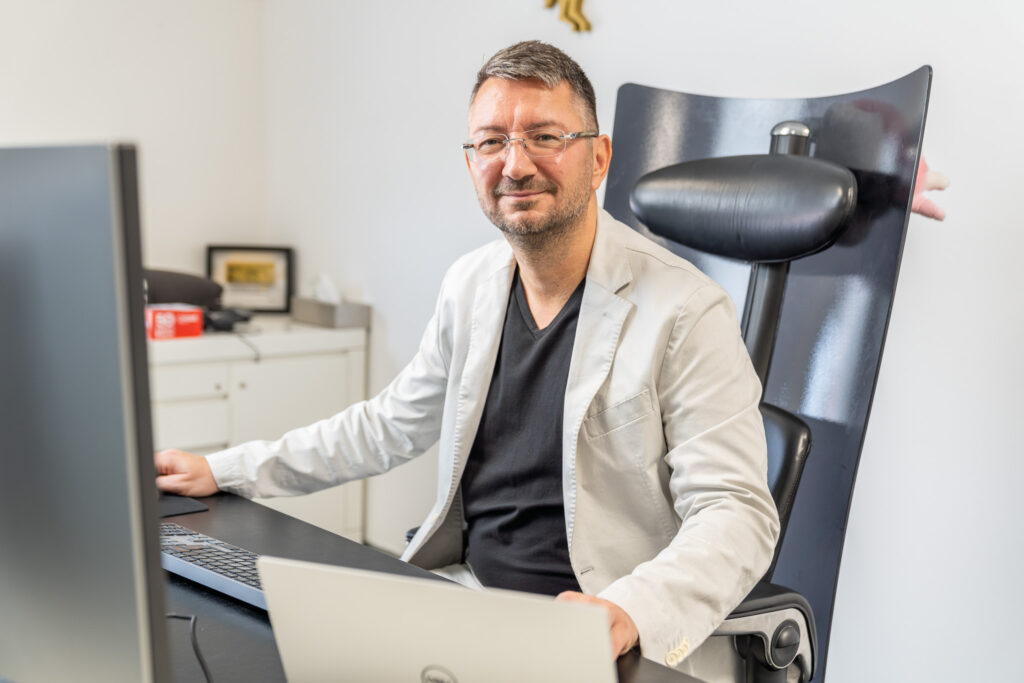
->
[152, 398, 229, 451]
[150, 364, 228, 401]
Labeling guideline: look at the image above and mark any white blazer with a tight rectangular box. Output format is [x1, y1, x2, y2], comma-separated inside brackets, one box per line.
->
[209, 209, 779, 667]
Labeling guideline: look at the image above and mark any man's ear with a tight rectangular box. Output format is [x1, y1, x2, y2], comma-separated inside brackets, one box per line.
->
[591, 134, 612, 191]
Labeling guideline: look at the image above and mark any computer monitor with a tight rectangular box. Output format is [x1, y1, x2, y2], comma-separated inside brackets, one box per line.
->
[0, 145, 170, 682]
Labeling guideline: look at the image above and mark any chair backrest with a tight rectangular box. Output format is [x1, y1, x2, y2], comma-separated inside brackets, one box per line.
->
[604, 68, 931, 681]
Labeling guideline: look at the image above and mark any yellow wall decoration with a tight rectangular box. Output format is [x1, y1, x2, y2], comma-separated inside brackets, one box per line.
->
[545, 0, 591, 32]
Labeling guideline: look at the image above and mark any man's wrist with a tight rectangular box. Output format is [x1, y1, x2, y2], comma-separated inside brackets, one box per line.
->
[203, 449, 241, 493]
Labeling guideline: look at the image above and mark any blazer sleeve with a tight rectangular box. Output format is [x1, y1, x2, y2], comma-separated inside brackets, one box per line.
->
[206, 273, 453, 499]
[598, 283, 780, 666]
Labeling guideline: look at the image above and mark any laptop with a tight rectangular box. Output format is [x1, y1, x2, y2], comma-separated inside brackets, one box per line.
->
[257, 556, 617, 683]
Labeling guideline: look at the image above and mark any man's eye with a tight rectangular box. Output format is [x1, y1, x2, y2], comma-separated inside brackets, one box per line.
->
[477, 138, 506, 152]
[529, 131, 564, 149]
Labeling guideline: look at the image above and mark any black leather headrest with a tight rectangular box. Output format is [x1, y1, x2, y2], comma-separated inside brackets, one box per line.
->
[630, 155, 857, 263]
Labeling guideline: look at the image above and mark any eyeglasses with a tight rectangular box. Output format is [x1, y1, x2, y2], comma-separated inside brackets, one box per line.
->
[462, 128, 598, 163]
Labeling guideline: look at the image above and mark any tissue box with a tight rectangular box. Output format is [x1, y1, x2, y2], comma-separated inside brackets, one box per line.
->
[145, 305, 204, 340]
[291, 298, 370, 329]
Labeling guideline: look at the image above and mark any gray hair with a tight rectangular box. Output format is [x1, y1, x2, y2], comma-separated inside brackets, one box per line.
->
[471, 41, 598, 131]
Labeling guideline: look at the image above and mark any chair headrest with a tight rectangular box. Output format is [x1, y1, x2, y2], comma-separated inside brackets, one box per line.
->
[630, 154, 857, 263]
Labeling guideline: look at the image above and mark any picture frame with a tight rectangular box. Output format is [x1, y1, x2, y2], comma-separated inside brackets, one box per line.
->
[206, 245, 295, 313]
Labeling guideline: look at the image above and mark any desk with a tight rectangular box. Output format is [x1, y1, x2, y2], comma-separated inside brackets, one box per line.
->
[164, 494, 702, 683]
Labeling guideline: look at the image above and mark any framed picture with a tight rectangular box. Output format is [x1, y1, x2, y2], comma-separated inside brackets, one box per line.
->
[206, 245, 295, 313]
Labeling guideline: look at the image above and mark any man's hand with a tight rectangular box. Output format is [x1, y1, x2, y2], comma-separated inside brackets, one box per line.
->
[912, 156, 950, 221]
[556, 591, 639, 658]
[154, 449, 219, 497]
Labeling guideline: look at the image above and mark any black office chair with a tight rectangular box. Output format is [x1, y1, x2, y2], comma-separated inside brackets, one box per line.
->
[609, 68, 931, 682]
[631, 122, 856, 681]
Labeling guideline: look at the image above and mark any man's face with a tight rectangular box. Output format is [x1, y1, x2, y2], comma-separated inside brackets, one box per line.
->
[466, 78, 609, 241]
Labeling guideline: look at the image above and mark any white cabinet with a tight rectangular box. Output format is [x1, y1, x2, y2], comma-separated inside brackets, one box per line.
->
[148, 317, 367, 542]
[229, 354, 349, 443]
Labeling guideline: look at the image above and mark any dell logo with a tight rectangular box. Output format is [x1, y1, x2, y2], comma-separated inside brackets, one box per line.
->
[421, 664, 458, 683]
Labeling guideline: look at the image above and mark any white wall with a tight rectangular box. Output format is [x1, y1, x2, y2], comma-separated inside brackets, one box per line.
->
[264, 1, 1023, 681]
[0, 0, 269, 271]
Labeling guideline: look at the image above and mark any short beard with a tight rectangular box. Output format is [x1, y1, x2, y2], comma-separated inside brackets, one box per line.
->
[482, 175, 591, 253]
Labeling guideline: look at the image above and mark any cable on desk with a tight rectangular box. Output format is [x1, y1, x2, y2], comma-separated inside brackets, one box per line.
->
[167, 613, 214, 683]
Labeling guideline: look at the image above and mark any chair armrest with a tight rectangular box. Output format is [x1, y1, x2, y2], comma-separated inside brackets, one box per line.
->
[714, 581, 816, 682]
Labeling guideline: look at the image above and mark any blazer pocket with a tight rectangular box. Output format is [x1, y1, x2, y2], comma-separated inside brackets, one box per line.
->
[584, 389, 654, 439]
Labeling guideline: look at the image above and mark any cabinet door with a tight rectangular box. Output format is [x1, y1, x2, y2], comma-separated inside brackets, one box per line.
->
[230, 353, 364, 542]
[151, 399, 230, 452]
[229, 353, 349, 442]
[150, 363, 231, 451]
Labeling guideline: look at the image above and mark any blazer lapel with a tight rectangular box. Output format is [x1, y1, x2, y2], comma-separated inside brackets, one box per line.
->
[407, 252, 513, 567]
[562, 211, 634, 548]
[442, 258, 515, 490]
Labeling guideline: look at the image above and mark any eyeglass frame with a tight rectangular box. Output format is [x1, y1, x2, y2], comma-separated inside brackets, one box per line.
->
[462, 128, 599, 163]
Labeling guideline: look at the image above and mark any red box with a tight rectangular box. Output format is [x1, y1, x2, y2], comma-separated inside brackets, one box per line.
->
[145, 305, 204, 340]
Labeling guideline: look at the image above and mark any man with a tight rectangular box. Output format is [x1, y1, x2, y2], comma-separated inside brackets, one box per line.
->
[156, 40, 779, 669]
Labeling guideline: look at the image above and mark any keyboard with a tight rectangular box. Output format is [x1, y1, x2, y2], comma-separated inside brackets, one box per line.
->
[160, 522, 266, 610]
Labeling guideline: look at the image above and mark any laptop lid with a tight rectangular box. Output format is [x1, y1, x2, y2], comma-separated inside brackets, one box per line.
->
[257, 556, 617, 683]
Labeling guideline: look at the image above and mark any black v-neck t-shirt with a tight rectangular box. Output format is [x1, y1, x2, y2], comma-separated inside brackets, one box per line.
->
[461, 270, 585, 595]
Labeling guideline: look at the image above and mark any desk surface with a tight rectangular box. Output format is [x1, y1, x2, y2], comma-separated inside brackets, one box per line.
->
[164, 494, 701, 683]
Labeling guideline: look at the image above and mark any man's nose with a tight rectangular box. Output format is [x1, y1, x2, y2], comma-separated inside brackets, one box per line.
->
[502, 140, 538, 179]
